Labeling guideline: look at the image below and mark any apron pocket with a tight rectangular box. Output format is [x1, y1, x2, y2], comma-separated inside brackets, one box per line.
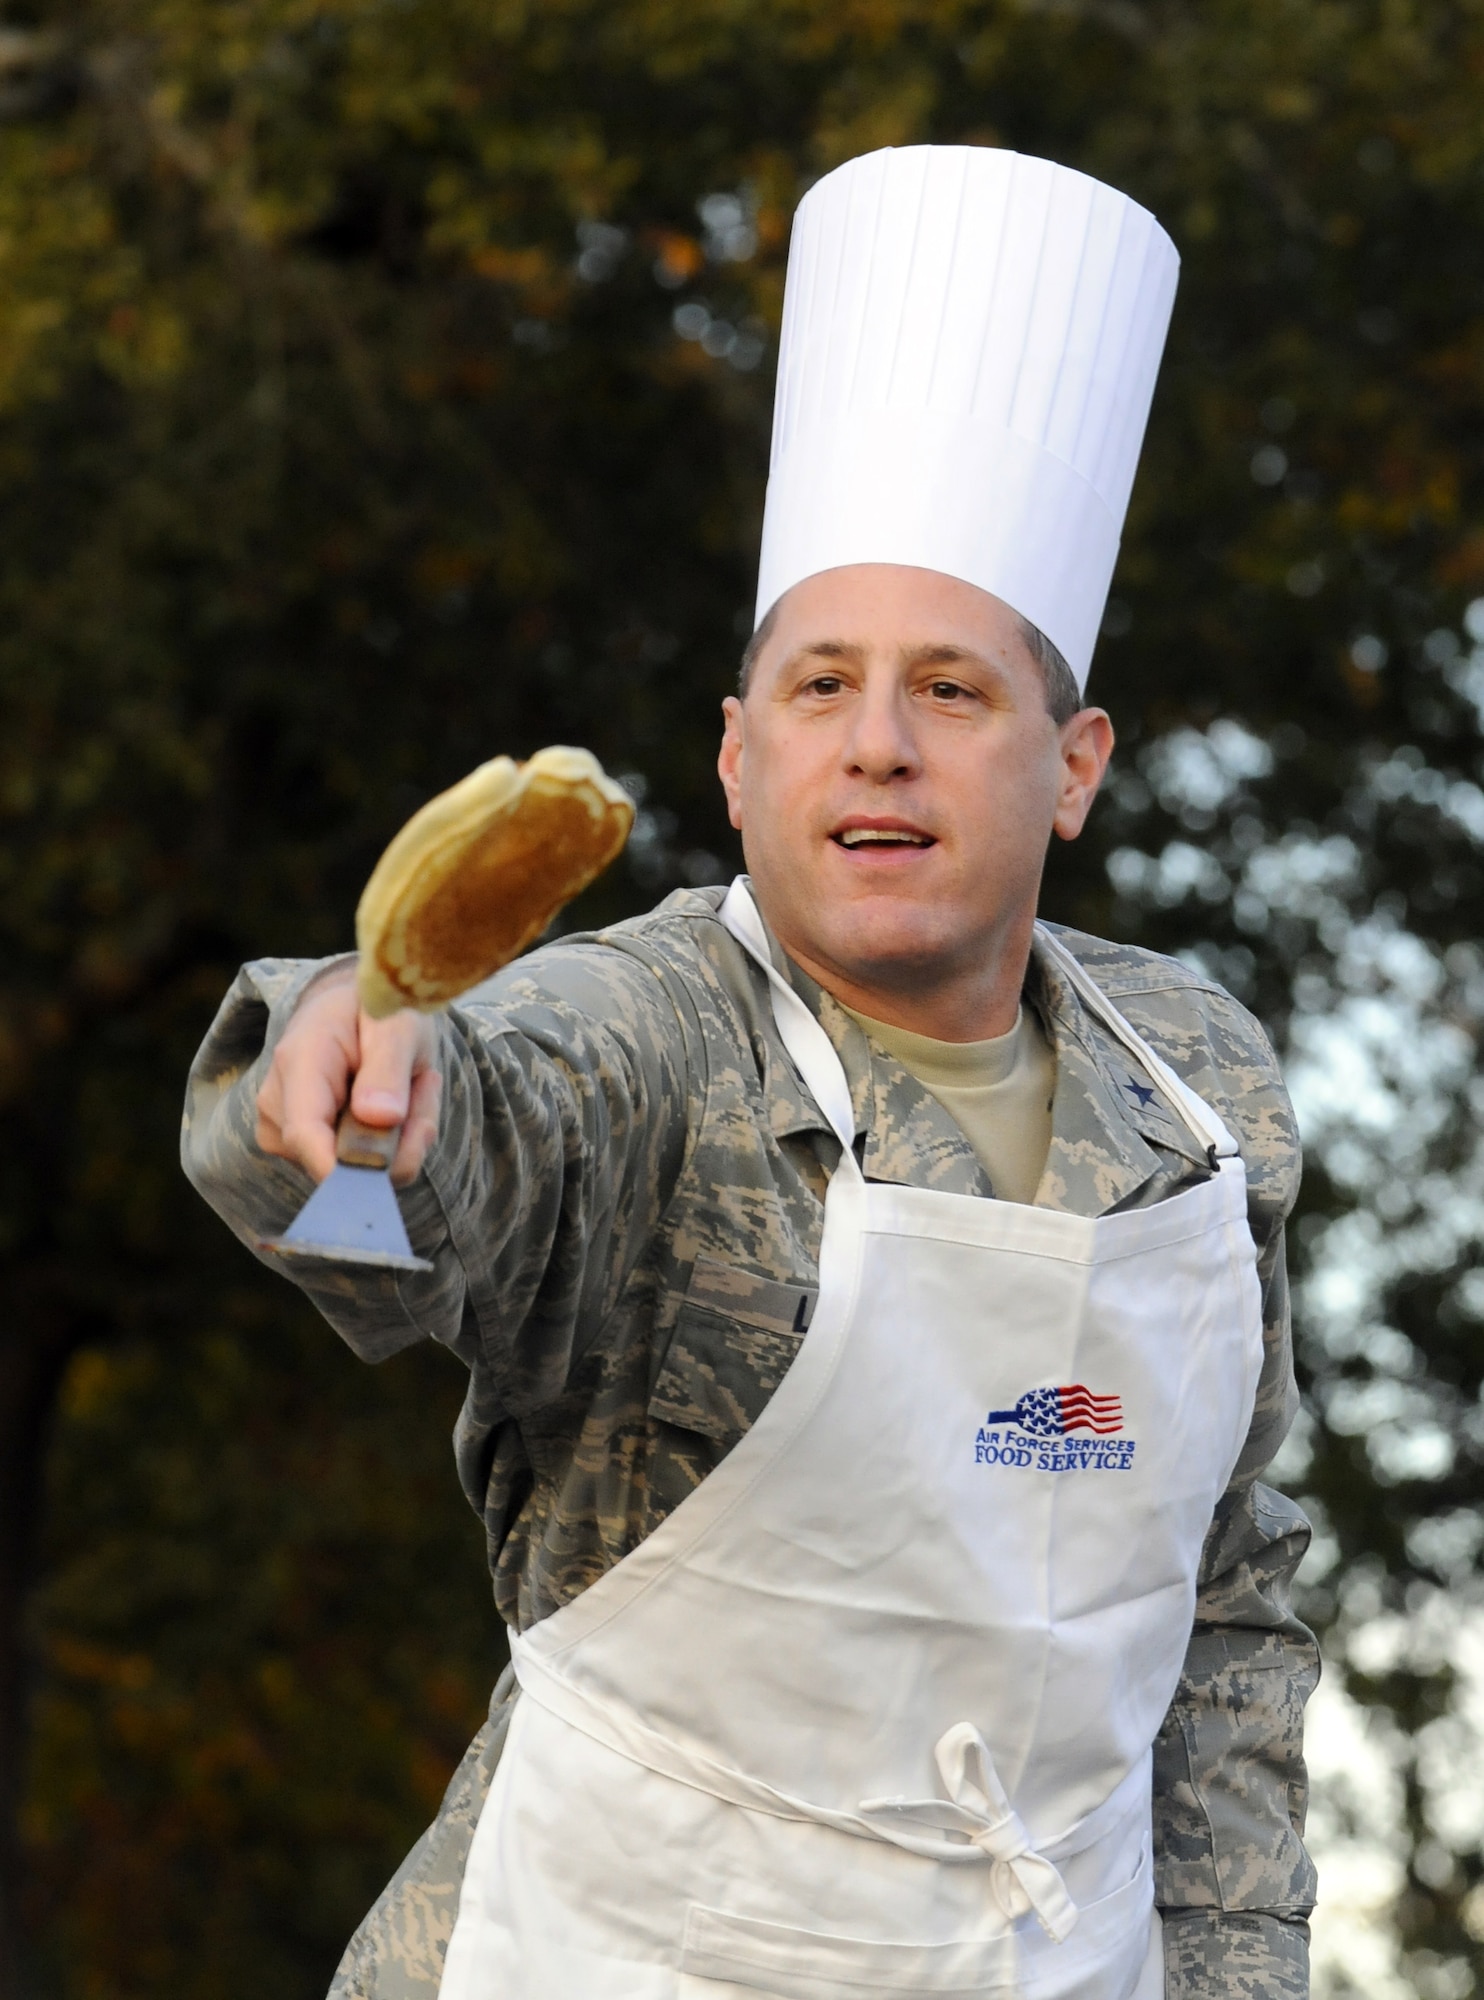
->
[681, 1903, 1019, 1998]
[681, 1859, 1153, 2000]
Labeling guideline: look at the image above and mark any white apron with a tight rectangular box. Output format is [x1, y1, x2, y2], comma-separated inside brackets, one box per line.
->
[440, 882, 1265, 2000]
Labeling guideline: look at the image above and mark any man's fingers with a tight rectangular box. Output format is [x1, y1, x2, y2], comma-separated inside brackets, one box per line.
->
[255, 972, 359, 1182]
[391, 1063, 444, 1186]
[260, 1062, 344, 1182]
[254, 1065, 285, 1151]
[277, 1107, 341, 1184]
[252, 972, 441, 1187]
[350, 1011, 427, 1126]
[275, 1044, 351, 1182]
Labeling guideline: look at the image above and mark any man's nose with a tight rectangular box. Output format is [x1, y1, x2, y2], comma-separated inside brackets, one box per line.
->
[844, 683, 921, 781]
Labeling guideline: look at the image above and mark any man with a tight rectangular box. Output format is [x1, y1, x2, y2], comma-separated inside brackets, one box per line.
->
[185, 147, 1317, 1998]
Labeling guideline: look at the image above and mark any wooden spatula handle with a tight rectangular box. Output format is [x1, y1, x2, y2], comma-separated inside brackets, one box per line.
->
[336, 1110, 402, 1171]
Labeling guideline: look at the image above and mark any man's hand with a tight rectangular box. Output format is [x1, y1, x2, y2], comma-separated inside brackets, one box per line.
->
[256, 963, 443, 1186]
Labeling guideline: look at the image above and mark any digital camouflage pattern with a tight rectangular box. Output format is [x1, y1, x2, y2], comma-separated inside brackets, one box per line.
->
[1161, 1910, 1310, 2000]
[182, 884, 1318, 1999]
[326, 1668, 520, 2000]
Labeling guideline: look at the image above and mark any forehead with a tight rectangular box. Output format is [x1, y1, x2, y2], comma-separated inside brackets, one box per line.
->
[762, 564, 1024, 654]
[753, 564, 1034, 687]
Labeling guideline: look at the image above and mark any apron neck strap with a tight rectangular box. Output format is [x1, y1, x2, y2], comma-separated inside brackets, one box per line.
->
[719, 880, 863, 1176]
[1033, 924, 1240, 1162]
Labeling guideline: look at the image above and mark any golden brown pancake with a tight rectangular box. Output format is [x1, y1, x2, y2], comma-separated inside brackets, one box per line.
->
[355, 746, 634, 1017]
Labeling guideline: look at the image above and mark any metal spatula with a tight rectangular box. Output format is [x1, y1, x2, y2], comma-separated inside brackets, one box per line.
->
[263, 1112, 434, 1274]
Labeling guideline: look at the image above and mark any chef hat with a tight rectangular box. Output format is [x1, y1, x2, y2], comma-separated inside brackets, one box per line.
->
[754, 146, 1179, 689]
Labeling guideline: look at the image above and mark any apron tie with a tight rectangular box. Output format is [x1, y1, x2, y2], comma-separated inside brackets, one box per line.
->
[858, 1724, 1079, 1944]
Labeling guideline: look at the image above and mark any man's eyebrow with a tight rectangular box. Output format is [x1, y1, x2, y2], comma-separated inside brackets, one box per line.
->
[779, 638, 864, 669]
[801, 639, 862, 659]
[903, 642, 995, 669]
[776, 638, 1006, 676]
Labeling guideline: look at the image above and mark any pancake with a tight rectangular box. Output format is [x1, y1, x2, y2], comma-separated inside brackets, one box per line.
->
[355, 746, 634, 1017]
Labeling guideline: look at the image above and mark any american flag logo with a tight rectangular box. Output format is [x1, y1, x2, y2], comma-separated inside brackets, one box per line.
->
[984, 1386, 1124, 1438]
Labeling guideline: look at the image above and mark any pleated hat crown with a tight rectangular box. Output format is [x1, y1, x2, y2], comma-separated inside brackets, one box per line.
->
[755, 147, 1179, 689]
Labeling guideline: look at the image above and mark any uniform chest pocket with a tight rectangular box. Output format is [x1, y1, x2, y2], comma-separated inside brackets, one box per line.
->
[649, 1256, 818, 1444]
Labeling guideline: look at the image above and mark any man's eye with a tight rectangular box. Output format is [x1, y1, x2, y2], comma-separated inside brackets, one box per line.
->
[928, 680, 969, 701]
[807, 675, 844, 696]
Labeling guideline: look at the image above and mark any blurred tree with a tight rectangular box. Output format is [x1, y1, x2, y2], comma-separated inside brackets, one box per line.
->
[3, 0, 1484, 1992]
[22, 1302, 504, 1995]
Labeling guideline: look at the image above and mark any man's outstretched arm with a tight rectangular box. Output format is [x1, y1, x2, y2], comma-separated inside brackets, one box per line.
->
[181, 939, 694, 1385]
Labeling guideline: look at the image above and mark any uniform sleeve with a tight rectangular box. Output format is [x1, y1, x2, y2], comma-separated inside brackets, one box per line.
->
[327, 1668, 518, 2000]
[1154, 1205, 1320, 1996]
[180, 936, 695, 1399]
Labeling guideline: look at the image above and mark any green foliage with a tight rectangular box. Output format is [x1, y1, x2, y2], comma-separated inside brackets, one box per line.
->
[4, 0, 1484, 1990]
[24, 1299, 503, 1998]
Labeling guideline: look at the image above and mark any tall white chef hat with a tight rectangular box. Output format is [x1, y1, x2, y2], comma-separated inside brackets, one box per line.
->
[755, 146, 1179, 690]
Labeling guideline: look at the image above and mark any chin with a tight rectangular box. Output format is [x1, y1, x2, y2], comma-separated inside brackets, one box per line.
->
[821, 912, 958, 982]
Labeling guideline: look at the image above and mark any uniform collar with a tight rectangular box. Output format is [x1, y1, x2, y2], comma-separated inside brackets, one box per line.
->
[1030, 928, 1208, 1214]
[738, 896, 1206, 1217]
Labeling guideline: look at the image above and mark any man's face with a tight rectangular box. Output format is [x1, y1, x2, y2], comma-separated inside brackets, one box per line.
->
[717, 564, 1113, 1025]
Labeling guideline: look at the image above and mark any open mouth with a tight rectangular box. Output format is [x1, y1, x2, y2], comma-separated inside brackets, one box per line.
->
[831, 824, 936, 851]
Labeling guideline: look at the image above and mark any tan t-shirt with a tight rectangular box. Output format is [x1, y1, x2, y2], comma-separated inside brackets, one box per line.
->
[842, 1002, 1056, 1205]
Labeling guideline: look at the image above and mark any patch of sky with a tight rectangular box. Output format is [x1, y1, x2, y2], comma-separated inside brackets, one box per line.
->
[1364, 1409, 1457, 1486]
[1414, 1611, 1484, 1851]
[1141, 718, 1274, 815]
[1351, 634, 1388, 673]
[628, 806, 679, 883]
[1302, 1211, 1386, 1327]
[1171, 938, 1257, 1001]
[1367, 745, 1484, 839]
[1266, 1400, 1317, 1486]
[1444, 649, 1484, 728]
[1286, 919, 1473, 1195]
[697, 189, 758, 263]
[575, 219, 627, 282]
[1407, 1509, 1484, 1587]
[1105, 839, 1228, 906]
[1304, 1668, 1413, 1999]
[1345, 1590, 1484, 1777]
[1242, 831, 1361, 913]
[1304, 1590, 1484, 1991]
[671, 298, 766, 370]
[1323, 1375, 1428, 1446]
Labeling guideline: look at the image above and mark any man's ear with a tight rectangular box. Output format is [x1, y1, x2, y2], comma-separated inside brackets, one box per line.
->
[718, 695, 746, 831]
[1051, 707, 1114, 842]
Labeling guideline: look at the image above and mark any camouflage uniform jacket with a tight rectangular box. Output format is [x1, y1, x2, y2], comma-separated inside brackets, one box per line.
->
[182, 884, 1319, 2000]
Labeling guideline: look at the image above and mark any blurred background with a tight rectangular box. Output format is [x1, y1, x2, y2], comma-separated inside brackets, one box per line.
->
[1, 1, 1483, 1993]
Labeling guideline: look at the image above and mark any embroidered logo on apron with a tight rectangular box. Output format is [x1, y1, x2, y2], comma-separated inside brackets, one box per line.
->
[975, 1387, 1136, 1473]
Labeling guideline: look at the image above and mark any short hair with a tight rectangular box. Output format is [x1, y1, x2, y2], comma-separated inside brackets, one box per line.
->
[738, 600, 779, 695]
[1015, 616, 1083, 726]
[738, 598, 1084, 725]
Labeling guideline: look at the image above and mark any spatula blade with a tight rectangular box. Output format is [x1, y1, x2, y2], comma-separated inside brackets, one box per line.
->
[263, 1162, 434, 1273]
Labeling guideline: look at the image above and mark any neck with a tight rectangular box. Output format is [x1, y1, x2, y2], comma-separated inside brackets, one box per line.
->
[772, 909, 1037, 1044]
